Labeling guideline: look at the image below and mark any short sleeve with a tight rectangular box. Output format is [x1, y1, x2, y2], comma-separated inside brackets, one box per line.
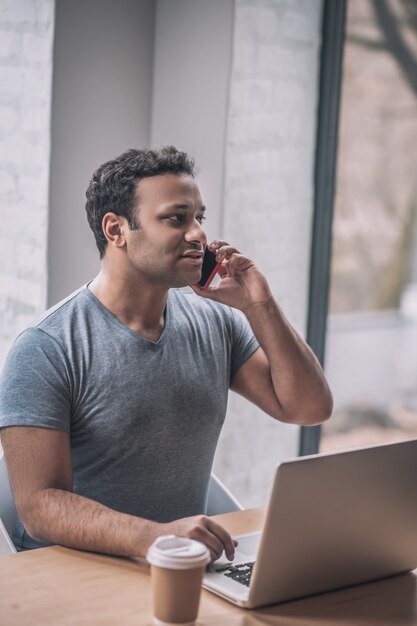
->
[228, 307, 259, 378]
[0, 328, 72, 433]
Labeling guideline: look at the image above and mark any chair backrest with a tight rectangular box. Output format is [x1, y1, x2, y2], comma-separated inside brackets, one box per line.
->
[0, 452, 17, 554]
[206, 473, 243, 516]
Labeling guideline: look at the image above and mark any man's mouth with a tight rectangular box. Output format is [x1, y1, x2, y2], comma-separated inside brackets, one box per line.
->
[178, 250, 204, 267]
[179, 250, 204, 260]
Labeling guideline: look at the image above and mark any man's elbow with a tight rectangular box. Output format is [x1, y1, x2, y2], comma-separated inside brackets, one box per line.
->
[275, 389, 333, 426]
[16, 504, 38, 541]
[16, 491, 50, 542]
[295, 390, 333, 426]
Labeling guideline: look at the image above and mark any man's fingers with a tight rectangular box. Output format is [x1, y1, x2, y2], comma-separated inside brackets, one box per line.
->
[208, 241, 252, 275]
[213, 245, 240, 262]
[184, 518, 225, 561]
[208, 240, 230, 251]
[185, 516, 235, 561]
[205, 518, 236, 561]
[165, 516, 236, 563]
[208, 240, 241, 260]
[224, 253, 253, 276]
[190, 527, 224, 562]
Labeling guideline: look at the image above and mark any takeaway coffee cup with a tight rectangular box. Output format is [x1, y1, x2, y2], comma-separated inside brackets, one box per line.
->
[147, 535, 210, 626]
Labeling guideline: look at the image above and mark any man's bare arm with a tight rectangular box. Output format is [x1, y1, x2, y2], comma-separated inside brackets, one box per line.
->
[193, 242, 333, 425]
[1, 426, 235, 561]
[231, 300, 332, 425]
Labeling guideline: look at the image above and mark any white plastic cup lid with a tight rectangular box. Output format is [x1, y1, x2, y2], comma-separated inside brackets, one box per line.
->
[147, 535, 210, 570]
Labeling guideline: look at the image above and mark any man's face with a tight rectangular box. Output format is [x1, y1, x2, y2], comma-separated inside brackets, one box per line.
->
[123, 173, 207, 288]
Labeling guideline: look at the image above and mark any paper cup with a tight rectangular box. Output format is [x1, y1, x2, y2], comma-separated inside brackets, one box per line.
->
[147, 535, 210, 625]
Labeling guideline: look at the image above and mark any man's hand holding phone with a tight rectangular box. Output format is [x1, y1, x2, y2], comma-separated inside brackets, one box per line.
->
[193, 241, 273, 314]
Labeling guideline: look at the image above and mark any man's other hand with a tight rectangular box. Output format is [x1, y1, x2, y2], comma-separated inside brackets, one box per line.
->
[162, 514, 237, 563]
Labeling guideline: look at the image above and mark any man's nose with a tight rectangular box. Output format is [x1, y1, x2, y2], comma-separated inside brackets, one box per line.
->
[185, 219, 206, 245]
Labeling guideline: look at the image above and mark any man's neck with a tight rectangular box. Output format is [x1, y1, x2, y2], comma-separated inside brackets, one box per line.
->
[89, 269, 168, 341]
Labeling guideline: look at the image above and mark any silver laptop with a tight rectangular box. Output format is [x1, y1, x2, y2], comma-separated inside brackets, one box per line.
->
[203, 438, 417, 608]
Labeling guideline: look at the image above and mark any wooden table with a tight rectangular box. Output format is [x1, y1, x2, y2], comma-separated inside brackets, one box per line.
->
[1, 508, 417, 625]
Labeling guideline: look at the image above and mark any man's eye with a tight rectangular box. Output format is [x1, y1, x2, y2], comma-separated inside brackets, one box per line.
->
[197, 215, 206, 225]
[168, 214, 185, 223]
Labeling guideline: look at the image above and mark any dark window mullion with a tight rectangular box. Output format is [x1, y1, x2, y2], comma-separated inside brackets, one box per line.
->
[299, 0, 347, 456]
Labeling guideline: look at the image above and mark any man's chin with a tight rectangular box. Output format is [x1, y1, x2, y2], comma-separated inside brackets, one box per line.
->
[170, 270, 201, 289]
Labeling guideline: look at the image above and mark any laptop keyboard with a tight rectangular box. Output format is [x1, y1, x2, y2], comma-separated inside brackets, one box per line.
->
[223, 561, 254, 587]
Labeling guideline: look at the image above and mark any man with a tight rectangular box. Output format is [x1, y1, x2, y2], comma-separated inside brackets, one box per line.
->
[0, 147, 332, 562]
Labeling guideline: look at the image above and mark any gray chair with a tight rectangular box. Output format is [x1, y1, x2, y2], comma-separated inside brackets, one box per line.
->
[0, 453, 17, 554]
[206, 473, 243, 516]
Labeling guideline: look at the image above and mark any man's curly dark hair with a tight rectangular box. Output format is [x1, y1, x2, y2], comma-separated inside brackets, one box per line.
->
[85, 146, 197, 258]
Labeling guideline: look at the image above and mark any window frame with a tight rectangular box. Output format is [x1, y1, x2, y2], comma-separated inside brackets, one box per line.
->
[299, 0, 347, 456]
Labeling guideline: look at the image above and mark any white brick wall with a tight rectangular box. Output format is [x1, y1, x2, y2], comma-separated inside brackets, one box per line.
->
[0, 0, 55, 367]
[213, 0, 323, 507]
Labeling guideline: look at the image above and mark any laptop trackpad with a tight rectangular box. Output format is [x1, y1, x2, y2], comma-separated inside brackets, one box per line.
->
[235, 531, 261, 558]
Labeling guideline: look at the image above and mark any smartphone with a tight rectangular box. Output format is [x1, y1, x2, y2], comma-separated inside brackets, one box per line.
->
[198, 249, 222, 289]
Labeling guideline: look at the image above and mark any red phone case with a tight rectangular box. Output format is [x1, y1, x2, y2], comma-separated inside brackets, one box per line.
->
[200, 261, 222, 289]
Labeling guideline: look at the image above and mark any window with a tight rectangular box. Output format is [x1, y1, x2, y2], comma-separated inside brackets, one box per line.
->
[321, 0, 417, 452]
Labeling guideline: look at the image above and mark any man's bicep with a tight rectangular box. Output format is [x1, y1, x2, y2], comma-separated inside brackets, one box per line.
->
[230, 347, 282, 419]
[0, 426, 72, 512]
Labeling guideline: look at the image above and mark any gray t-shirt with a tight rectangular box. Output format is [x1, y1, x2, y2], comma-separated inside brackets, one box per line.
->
[0, 286, 258, 550]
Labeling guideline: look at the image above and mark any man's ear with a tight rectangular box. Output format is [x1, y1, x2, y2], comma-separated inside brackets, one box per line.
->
[102, 213, 127, 250]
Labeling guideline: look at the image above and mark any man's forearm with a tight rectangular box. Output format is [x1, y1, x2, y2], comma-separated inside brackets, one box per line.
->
[24, 488, 160, 557]
[244, 298, 333, 423]
[22, 488, 235, 562]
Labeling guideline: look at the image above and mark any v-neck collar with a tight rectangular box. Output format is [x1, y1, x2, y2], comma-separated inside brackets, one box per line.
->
[83, 285, 171, 351]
